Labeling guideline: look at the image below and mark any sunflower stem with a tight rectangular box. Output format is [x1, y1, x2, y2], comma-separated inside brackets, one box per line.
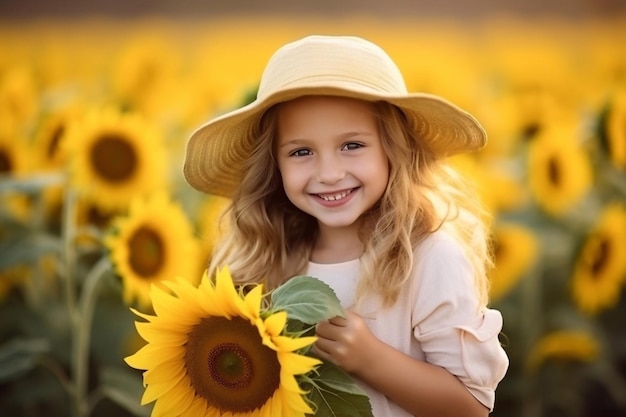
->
[520, 261, 543, 417]
[71, 256, 111, 417]
[62, 186, 78, 317]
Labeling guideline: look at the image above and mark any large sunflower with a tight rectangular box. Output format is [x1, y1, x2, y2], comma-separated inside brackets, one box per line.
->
[63, 107, 167, 211]
[571, 202, 626, 315]
[527, 122, 593, 217]
[105, 192, 201, 308]
[489, 223, 538, 302]
[125, 267, 320, 417]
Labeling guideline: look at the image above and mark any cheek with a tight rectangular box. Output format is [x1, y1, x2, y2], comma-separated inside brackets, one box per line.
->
[278, 164, 304, 195]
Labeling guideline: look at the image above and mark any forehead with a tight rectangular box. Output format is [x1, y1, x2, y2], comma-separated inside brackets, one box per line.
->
[275, 95, 378, 134]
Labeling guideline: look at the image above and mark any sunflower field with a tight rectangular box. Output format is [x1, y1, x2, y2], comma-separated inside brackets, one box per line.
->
[1, 14, 625, 417]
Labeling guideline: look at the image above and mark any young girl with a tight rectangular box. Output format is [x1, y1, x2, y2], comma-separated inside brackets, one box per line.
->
[183, 35, 509, 417]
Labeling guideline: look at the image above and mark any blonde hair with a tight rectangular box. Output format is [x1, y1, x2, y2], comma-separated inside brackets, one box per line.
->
[208, 100, 493, 309]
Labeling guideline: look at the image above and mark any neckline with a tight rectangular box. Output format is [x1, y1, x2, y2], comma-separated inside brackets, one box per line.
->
[308, 258, 360, 267]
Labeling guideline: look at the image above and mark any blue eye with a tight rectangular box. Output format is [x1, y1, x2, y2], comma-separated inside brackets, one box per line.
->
[343, 142, 364, 151]
[290, 148, 312, 157]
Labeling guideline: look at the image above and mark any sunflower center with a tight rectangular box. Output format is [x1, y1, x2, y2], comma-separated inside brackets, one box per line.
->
[48, 124, 65, 159]
[589, 236, 610, 278]
[523, 122, 541, 139]
[209, 343, 253, 389]
[90, 135, 138, 183]
[128, 227, 164, 277]
[0, 150, 11, 173]
[185, 316, 281, 413]
[547, 156, 561, 186]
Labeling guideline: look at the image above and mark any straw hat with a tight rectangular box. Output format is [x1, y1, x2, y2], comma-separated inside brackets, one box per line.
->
[183, 35, 486, 197]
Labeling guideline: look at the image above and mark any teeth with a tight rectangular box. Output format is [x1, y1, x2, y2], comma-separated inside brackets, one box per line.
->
[318, 189, 352, 201]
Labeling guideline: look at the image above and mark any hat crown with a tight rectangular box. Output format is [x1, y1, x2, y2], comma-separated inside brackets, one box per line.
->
[257, 35, 408, 100]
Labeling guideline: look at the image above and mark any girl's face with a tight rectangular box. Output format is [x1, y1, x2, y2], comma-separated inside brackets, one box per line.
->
[276, 95, 389, 232]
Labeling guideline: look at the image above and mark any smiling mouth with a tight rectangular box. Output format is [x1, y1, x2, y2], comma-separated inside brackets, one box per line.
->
[316, 188, 355, 201]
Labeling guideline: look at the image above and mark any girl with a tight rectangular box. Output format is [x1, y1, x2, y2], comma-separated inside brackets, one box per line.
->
[183, 35, 509, 417]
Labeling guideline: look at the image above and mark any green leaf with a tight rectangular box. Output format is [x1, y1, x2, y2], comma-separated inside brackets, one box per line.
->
[0, 338, 50, 382]
[305, 362, 373, 417]
[271, 276, 345, 324]
[100, 366, 151, 417]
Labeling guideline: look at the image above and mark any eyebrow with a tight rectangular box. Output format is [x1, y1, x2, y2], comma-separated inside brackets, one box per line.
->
[278, 131, 374, 149]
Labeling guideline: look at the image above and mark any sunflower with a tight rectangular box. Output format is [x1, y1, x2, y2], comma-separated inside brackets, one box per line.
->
[0, 118, 33, 222]
[527, 122, 593, 217]
[105, 192, 201, 308]
[526, 330, 600, 373]
[125, 267, 320, 417]
[111, 33, 180, 117]
[198, 194, 231, 265]
[0, 64, 38, 125]
[63, 107, 168, 211]
[571, 202, 626, 315]
[489, 223, 538, 302]
[448, 154, 527, 215]
[603, 89, 626, 169]
[0, 116, 30, 177]
[32, 104, 83, 172]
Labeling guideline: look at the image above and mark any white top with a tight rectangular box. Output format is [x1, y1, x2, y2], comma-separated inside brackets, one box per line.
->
[306, 231, 509, 417]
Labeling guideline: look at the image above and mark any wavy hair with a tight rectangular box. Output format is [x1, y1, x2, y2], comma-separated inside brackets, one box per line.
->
[208, 99, 493, 309]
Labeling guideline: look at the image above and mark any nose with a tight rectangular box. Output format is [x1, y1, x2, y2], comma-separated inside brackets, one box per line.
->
[315, 152, 345, 184]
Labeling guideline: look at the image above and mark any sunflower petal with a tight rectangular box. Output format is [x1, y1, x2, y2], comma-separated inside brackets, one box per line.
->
[242, 283, 264, 320]
[151, 378, 195, 417]
[263, 310, 287, 336]
[273, 335, 318, 351]
[279, 351, 322, 375]
[134, 321, 188, 346]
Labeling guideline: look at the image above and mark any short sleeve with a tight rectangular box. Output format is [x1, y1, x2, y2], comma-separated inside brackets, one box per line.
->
[410, 233, 509, 411]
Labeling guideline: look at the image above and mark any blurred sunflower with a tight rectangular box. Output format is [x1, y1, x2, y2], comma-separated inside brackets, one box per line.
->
[111, 33, 180, 117]
[105, 192, 201, 308]
[449, 154, 527, 215]
[489, 223, 539, 302]
[0, 265, 29, 301]
[571, 202, 626, 315]
[0, 64, 38, 125]
[527, 123, 593, 217]
[0, 120, 29, 177]
[526, 330, 600, 373]
[32, 104, 83, 172]
[0, 119, 32, 222]
[63, 107, 168, 212]
[125, 267, 320, 417]
[198, 194, 231, 266]
[603, 89, 626, 169]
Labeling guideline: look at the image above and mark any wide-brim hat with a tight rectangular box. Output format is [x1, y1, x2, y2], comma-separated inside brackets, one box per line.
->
[184, 35, 486, 197]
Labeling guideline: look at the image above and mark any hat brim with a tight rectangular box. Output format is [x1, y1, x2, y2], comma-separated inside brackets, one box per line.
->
[183, 87, 486, 197]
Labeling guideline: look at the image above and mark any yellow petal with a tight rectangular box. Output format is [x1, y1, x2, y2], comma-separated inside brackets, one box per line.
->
[242, 283, 263, 320]
[135, 321, 188, 346]
[279, 351, 321, 375]
[151, 378, 195, 417]
[263, 311, 287, 336]
[143, 358, 186, 385]
[277, 387, 313, 416]
[273, 335, 317, 351]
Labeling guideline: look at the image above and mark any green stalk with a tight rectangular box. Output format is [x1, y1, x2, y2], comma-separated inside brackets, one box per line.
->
[71, 256, 111, 417]
[520, 262, 543, 417]
[62, 187, 77, 316]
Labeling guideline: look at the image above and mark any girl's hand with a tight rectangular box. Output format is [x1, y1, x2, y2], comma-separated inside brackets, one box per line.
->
[313, 310, 379, 373]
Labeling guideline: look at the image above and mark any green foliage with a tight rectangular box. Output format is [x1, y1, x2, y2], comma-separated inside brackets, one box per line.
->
[271, 275, 346, 324]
